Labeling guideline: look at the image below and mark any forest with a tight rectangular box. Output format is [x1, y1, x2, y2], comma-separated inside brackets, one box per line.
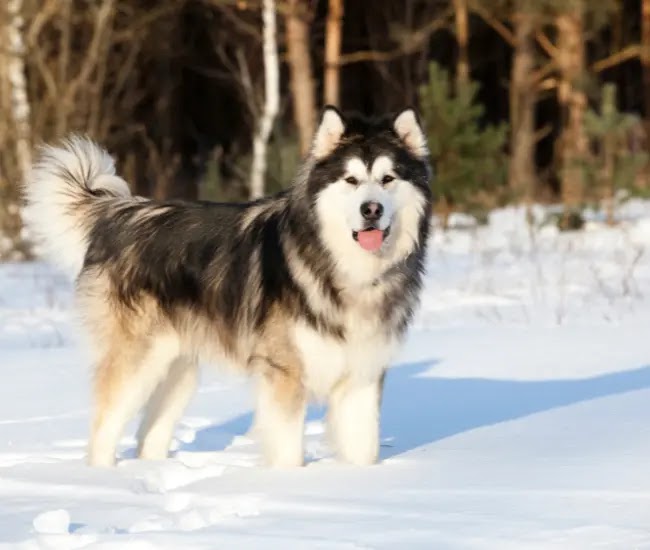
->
[0, 0, 648, 259]
[3, 3, 650, 542]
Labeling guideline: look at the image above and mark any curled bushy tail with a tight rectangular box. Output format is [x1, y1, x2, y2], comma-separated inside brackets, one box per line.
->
[23, 136, 131, 277]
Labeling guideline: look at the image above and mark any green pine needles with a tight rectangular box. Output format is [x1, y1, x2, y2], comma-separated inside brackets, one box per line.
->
[584, 83, 649, 223]
[419, 61, 508, 223]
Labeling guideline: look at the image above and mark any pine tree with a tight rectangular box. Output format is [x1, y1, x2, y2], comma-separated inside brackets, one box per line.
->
[584, 83, 648, 225]
[509, 1, 537, 202]
[285, 0, 316, 156]
[324, 0, 343, 107]
[473, 0, 621, 217]
[418, 62, 508, 225]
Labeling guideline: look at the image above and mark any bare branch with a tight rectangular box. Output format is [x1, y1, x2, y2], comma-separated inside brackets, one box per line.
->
[338, 9, 451, 66]
[235, 47, 259, 119]
[104, 40, 142, 113]
[112, 4, 181, 43]
[25, 0, 58, 45]
[222, 5, 263, 40]
[592, 44, 641, 73]
[536, 31, 559, 59]
[29, 45, 58, 101]
[538, 77, 559, 92]
[64, 0, 115, 103]
[530, 60, 557, 84]
[534, 124, 552, 144]
[470, 1, 516, 47]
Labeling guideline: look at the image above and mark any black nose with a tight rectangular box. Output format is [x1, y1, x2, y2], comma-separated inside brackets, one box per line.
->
[360, 201, 384, 221]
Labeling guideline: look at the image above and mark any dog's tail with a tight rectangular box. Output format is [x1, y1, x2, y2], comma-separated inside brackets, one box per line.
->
[23, 136, 132, 277]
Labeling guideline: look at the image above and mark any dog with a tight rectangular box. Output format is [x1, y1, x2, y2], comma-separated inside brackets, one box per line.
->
[23, 107, 433, 467]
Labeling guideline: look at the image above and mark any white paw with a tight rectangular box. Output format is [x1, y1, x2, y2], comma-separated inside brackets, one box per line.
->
[336, 438, 379, 466]
[264, 451, 304, 468]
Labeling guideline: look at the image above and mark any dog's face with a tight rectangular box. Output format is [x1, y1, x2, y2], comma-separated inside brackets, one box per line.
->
[305, 107, 432, 280]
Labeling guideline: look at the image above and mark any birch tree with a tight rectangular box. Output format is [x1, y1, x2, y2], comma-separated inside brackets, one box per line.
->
[249, 0, 279, 199]
[6, 0, 31, 180]
[0, 0, 31, 258]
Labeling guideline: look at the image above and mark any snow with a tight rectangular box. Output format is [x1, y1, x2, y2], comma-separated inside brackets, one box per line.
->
[32, 510, 70, 536]
[1, 205, 650, 548]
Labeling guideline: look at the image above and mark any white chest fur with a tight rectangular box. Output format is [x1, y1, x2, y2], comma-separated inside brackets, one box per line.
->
[292, 315, 399, 400]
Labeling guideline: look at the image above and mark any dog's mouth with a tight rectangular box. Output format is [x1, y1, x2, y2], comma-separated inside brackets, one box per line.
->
[352, 226, 391, 252]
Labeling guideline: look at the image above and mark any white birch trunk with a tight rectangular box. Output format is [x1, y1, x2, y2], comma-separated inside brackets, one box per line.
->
[249, 0, 280, 200]
[6, 0, 32, 181]
[0, 0, 30, 258]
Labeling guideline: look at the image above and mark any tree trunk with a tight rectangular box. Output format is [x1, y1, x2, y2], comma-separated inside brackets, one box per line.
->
[324, 0, 343, 107]
[603, 133, 616, 226]
[642, 0, 650, 154]
[249, 0, 279, 199]
[6, 0, 31, 181]
[556, 3, 587, 223]
[0, 0, 31, 259]
[453, 0, 469, 90]
[285, 0, 316, 156]
[508, 9, 536, 201]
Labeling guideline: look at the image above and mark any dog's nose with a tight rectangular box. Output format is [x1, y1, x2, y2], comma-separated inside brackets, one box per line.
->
[360, 201, 384, 221]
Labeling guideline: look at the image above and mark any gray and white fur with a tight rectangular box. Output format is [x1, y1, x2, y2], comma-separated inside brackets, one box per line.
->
[23, 107, 433, 468]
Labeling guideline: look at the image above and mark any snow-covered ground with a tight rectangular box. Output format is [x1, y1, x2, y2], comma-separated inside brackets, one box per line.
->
[1, 205, 650, 549]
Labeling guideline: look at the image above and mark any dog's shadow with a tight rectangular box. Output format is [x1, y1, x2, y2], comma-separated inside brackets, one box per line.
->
[182, 360, 650, 459]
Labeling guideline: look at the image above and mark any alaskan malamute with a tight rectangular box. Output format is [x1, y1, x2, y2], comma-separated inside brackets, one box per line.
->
[24, 107, 432, 467]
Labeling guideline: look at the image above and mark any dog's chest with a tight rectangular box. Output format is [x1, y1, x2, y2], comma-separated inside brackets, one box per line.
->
[291, 313, 398, 399]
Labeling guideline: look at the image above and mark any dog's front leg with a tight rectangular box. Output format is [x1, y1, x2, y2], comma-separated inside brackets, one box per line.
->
[328, 372, 385, 466]
[254, 362, 306, 468]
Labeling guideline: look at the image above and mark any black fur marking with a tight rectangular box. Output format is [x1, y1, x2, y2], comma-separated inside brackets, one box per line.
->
[81, 109, 432, 352]
[83, 198, 346, 340]
[285, 200, 342, 308]
[307, 112, 431, 200]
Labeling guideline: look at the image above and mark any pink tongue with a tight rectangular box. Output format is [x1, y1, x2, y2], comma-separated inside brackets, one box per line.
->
[357, 229, 384, 251]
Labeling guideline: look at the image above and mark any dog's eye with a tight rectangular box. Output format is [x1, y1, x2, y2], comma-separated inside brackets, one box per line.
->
[345, 176, 359, 185]
[381, 175, 395, 185]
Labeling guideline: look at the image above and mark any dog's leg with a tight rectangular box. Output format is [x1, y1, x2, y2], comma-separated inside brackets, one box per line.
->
[88, 333, 180, 467]
[254, 365, 306, 467]
[136, 356, 198, 460]
[328, 372, 385, 466]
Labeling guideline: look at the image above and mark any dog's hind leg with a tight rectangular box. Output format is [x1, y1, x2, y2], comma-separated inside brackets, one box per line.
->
[136, 356, 198, 460]
[327, 372, 385, 466]
[254, 363, 306, 468]
[88, 332, 180, 467]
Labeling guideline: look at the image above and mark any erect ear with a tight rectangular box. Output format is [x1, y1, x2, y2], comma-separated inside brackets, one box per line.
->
[393, 108, 428, 158]
[312, 106, 346, 159]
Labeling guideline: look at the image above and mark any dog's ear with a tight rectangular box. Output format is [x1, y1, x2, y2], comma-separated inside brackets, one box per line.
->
[312, 106, 345, 159]
[393, 108, 428, 158]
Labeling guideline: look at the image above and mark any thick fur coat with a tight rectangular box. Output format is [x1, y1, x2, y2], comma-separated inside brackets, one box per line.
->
[23, 107, 433, 467]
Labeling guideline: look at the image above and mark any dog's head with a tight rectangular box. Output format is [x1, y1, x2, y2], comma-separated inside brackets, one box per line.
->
[303, 107, 432, 282]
